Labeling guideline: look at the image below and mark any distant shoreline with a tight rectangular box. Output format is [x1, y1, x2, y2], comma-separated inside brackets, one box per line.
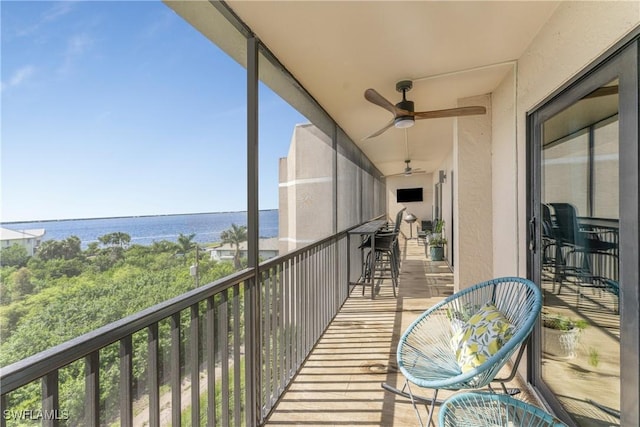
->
[1, 209, 278, 225]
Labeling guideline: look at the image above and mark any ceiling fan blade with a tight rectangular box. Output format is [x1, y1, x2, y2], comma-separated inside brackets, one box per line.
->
[364, 88, 400, 115]
[382, 169, 427, 178]
[382, 172, 405, 178]
[362, 119, 395, 140]
[413, 106, 486, 119]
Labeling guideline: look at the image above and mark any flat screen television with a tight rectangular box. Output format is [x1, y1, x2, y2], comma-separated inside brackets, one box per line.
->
[397, 187, 423, 203]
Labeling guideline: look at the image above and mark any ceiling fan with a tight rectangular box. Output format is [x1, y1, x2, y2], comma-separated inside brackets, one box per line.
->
[383, 159, 426, 178]
[363, 80, 487, 140]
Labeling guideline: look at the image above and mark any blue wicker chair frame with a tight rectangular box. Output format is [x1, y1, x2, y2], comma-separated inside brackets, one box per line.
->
[385, 277, 542, 426]
[439, 391, 567, 427]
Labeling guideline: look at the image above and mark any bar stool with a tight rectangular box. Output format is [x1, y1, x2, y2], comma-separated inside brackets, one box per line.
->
[359, 230, 400, 297]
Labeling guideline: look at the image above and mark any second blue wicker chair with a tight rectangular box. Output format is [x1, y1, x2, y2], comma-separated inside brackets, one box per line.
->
[439, 391, 567, 427]
[388, 277, 542, 426]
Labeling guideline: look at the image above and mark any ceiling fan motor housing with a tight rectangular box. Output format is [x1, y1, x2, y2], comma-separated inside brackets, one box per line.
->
[394, 99, 415, 128]
[396, 99, 414, 113]
[395, 81, 415, 128]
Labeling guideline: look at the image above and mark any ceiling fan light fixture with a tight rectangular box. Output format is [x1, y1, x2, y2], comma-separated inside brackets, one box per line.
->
[394, 116, 415, 128]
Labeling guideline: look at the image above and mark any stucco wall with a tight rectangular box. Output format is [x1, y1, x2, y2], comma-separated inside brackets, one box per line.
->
[278, 123, 334, 252]
[491, 66, 518, 278]
[491, 1, 639, 278]
[454, 94, 493, 289]
[387, 173, 434, 239]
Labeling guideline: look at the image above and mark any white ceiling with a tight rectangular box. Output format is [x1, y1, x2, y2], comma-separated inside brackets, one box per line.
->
[226, 1, 560, 176]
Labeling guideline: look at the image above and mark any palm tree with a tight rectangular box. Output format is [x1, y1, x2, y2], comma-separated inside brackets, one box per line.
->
[97, 232, 130, 248]
[177, 233, 196, 256]
[219, 224, 247, 270]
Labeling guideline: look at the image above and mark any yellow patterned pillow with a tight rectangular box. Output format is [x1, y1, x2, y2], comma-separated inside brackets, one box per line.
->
[454, 303, 513, 373]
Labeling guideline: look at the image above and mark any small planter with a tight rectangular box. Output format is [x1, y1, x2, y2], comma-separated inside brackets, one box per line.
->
[430, 246, 445, 261]
[541, 313, 588, 359]
[428, 233, 447, 261]
[543, 326, 582, 359]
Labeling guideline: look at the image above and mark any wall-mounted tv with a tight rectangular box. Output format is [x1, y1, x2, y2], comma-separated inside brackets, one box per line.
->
[397, 187, 423, 203]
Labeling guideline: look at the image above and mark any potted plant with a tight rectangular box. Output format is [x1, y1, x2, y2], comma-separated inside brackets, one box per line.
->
[542, 312, 588, 359]
[427, 219, 446, 261]
[429, 236, 447, 261]
[430, 219, 444, 238]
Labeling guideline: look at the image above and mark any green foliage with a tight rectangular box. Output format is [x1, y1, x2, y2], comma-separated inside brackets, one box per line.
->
[150, 240, 180, 254]
[98, 232, 131, 248]
[429, 236, 447, 247]
[429, 219, 446, 247]
[220, 224, 247, 270]
[588, 347, 600, 368]
[1, 267, 17, 305]
[0, 233, 240, 425]
[1, 268, 35, 304]
[0, 302, 28, 335]
[0, 243, 30, 268]
[177, 233, 197, 255]
[542, 312, 589, 331]
[85, 241, 101, 256]
[180, 358, 246, 427]
[36, 236, 83, 261]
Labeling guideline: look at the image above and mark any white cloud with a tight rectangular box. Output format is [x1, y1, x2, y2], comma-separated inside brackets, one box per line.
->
[42, 2, 75, 24]
[58, 33, 94, 75]
[16, 2, 75, 37]
[1, 66, 36, 91]
[67, 33, 93, 56]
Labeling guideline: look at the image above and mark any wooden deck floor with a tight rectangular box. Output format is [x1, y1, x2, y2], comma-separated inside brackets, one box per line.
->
[265, 238, 539, 426]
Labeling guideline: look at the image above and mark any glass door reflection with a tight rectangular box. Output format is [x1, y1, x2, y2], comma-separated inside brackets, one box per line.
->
[540, 80, 620, 426]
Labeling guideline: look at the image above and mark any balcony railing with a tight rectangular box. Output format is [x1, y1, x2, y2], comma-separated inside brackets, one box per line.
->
[0, 229, 356, 426]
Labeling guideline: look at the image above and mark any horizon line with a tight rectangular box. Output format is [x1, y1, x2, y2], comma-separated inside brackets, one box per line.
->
[1, 208, 279, 225]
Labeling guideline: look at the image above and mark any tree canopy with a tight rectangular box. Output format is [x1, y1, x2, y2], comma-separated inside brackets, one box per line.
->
[97, 232, 131, 248]
[177, 232, 197, 255]
[220, 224, 247, 269]
[0, 243, 29, 268]
[0, 230, 240, 424]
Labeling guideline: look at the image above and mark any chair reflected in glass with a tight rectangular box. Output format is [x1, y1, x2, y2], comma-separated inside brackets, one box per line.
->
[546, 203, 618, 306]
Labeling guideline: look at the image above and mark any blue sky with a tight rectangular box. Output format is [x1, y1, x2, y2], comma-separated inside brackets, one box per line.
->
[1, 1, 306, 222]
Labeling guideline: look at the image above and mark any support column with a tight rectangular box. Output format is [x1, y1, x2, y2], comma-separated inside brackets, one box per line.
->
[453, 94, 493, 290]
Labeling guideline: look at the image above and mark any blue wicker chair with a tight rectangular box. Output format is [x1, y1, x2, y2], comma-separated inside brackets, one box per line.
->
[387, 277, 542, 426]
[439, 391, 567, 427]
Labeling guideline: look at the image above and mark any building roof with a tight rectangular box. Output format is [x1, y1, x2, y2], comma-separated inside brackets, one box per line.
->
[0, 227, 46, 241]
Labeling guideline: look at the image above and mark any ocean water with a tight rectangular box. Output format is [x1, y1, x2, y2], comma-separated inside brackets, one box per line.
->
[2, 210, 278, 247]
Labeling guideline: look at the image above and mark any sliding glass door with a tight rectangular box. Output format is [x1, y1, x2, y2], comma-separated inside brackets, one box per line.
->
[528, 36, 638, 426]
